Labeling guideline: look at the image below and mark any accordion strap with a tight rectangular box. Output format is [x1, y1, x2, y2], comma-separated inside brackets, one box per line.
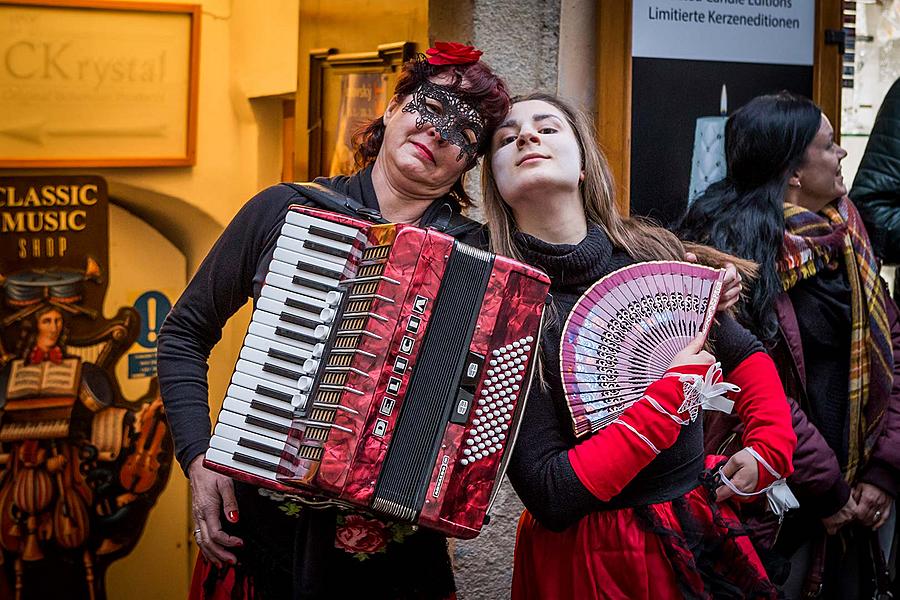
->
[282, 182, 389, 224]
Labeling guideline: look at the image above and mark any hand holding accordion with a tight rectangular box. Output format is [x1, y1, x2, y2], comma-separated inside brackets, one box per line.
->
[560, 261, 727, 437]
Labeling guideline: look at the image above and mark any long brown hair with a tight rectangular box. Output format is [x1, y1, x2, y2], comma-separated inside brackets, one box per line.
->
[482, 93, 755, 276]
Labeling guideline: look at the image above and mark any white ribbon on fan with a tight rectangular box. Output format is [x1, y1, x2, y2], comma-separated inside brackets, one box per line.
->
[657, 362, 737, 424]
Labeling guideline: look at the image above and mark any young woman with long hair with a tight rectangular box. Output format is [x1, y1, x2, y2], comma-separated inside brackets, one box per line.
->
[483, 93, 797, 599]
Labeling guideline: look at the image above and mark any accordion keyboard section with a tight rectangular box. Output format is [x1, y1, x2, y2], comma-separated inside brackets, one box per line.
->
[205, 208, 371, 492]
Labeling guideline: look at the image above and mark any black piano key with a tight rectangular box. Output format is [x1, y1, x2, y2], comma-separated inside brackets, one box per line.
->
[292, 276, 337, 293]
[246, 414, 291, 435]
[296, 261, 343, 280]
[309, 225, 356, 246]
[284, 297, 323, 314]
[279, 311, 320, 330]
[238, 436, 283, 458]
[250, 399, 295, 420]
[232, 451, 281, 472]
[268, 347, 306, 366]
[304, 239, 351, 259]
[275, 326, 318, 345]
[263, 362, 303, 381]
[255, 384, 293, 403]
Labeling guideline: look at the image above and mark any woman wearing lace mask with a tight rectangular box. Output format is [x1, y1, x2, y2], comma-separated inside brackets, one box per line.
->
[158, 43, 509, 600]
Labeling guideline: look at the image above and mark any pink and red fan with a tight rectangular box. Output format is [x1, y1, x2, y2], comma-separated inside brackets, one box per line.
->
[560, 261, 725, 437]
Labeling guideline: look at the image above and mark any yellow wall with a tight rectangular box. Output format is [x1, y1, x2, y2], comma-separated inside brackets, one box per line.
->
[294, 0, 430, 179]
[0, 1, 439, 596]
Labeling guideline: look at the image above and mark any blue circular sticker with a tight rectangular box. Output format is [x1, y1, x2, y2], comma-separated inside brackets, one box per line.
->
[134, 291, 171, 348]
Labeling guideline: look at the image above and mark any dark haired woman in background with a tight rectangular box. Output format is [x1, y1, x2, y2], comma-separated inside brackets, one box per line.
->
[678, 92, 900, 598]
[158, 43, 509, 600]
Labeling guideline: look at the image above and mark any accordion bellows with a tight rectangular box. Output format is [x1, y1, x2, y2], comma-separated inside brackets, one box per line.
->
[560, 261, 725, 437]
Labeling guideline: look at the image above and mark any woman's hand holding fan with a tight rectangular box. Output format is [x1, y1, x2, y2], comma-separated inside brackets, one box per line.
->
[560, 261, 730, 437]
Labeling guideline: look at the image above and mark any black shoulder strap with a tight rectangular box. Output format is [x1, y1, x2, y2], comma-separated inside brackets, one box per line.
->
[281, 182, 388, 224]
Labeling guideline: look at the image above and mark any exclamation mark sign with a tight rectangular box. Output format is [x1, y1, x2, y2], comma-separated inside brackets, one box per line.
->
[146, 296, 158, 344]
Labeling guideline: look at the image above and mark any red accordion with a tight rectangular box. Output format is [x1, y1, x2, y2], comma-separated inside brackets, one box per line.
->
[204, 206, 549, 538]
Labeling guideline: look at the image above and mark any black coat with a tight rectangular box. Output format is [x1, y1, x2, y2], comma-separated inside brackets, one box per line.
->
[850, 78, 900, 265]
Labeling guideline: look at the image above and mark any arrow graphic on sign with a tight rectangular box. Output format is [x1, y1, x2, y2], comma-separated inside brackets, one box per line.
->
[0, 120, 167, 145]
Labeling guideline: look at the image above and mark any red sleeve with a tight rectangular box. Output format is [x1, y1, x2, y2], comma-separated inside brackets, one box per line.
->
[568, 363, 709, 501]
[727, 351, 797, 490]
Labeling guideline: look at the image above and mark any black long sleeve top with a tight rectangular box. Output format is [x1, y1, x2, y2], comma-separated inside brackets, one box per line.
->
[506, 226, 763, 532]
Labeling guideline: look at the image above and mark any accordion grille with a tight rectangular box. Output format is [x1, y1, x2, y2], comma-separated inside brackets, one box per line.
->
[357, 264, 384, 278]
[298, 446, 323, 460]
[321, 372, 347, 386]
[309, 408, 332, 421]
[346, 299, 373, 314]
[326, 354, 352, 367]
[333, 335, 359, 349]
[337, 317, 366, 332]
[351, 281, 379, 295]
[316, 390, 342, 403]
[363, 245, 391, 260]
[305, 427, 329, 442]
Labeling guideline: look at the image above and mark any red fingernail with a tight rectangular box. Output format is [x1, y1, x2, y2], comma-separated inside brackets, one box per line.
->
[228, 510, 239, 523]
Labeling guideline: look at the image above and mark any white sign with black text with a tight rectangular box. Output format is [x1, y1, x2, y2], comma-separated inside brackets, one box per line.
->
[632, 0, 815, 65]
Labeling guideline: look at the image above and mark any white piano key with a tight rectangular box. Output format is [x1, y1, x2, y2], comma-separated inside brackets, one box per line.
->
[213, 422, 298, 453]
[240, 346, 309, 377]
[235, 358, 305, 391]
[265, 271, 330, 301]
[252, 309, 329, 344]
[284, 210, 366, 241]
[270, 259, 341, 292]
[211, 431, 288, 465]
[223, 396, 295, 428]
[257, 298, 324, 330]
[275, 228, 358, 262]
[248, 321, 318, 353]
[273, 247, 350, 279]
[260, 284, 327, 314]
[205, 447, 279, 483]
[242, 333, 316, 365]
[217, 408, 290, 443]
[231, 371, 303, 404]
[273, 243, 351, 273]
[227, 382, 306, 410]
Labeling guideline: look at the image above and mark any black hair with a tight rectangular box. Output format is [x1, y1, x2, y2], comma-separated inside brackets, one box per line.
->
[675, 91, 821, 341]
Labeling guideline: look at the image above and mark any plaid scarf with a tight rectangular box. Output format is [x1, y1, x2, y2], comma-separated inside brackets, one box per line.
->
[778, 197, 893, 482]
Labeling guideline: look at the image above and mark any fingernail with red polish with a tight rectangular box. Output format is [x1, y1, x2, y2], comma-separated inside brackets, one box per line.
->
[228, 510, 239, 523]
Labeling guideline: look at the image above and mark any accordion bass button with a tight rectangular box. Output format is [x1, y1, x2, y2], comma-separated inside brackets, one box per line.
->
[526, 336, 534, 343]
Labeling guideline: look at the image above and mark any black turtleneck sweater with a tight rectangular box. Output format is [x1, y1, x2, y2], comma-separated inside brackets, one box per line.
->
[506, 225, 762, 532]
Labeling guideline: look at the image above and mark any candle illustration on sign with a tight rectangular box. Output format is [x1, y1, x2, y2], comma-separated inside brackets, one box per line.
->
[688, 84, 728, 204]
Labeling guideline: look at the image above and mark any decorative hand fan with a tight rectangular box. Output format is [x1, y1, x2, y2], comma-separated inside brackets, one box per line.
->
[560, 261, 726, 437]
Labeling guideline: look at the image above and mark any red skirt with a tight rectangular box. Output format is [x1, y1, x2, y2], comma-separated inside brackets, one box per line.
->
[511, 485, 775, 600]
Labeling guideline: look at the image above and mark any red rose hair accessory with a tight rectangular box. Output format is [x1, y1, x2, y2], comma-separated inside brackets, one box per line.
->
[425, 41, 483, 66]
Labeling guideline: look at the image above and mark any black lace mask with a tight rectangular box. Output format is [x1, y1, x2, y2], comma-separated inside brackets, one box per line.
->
[402, 81, 485, 162]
